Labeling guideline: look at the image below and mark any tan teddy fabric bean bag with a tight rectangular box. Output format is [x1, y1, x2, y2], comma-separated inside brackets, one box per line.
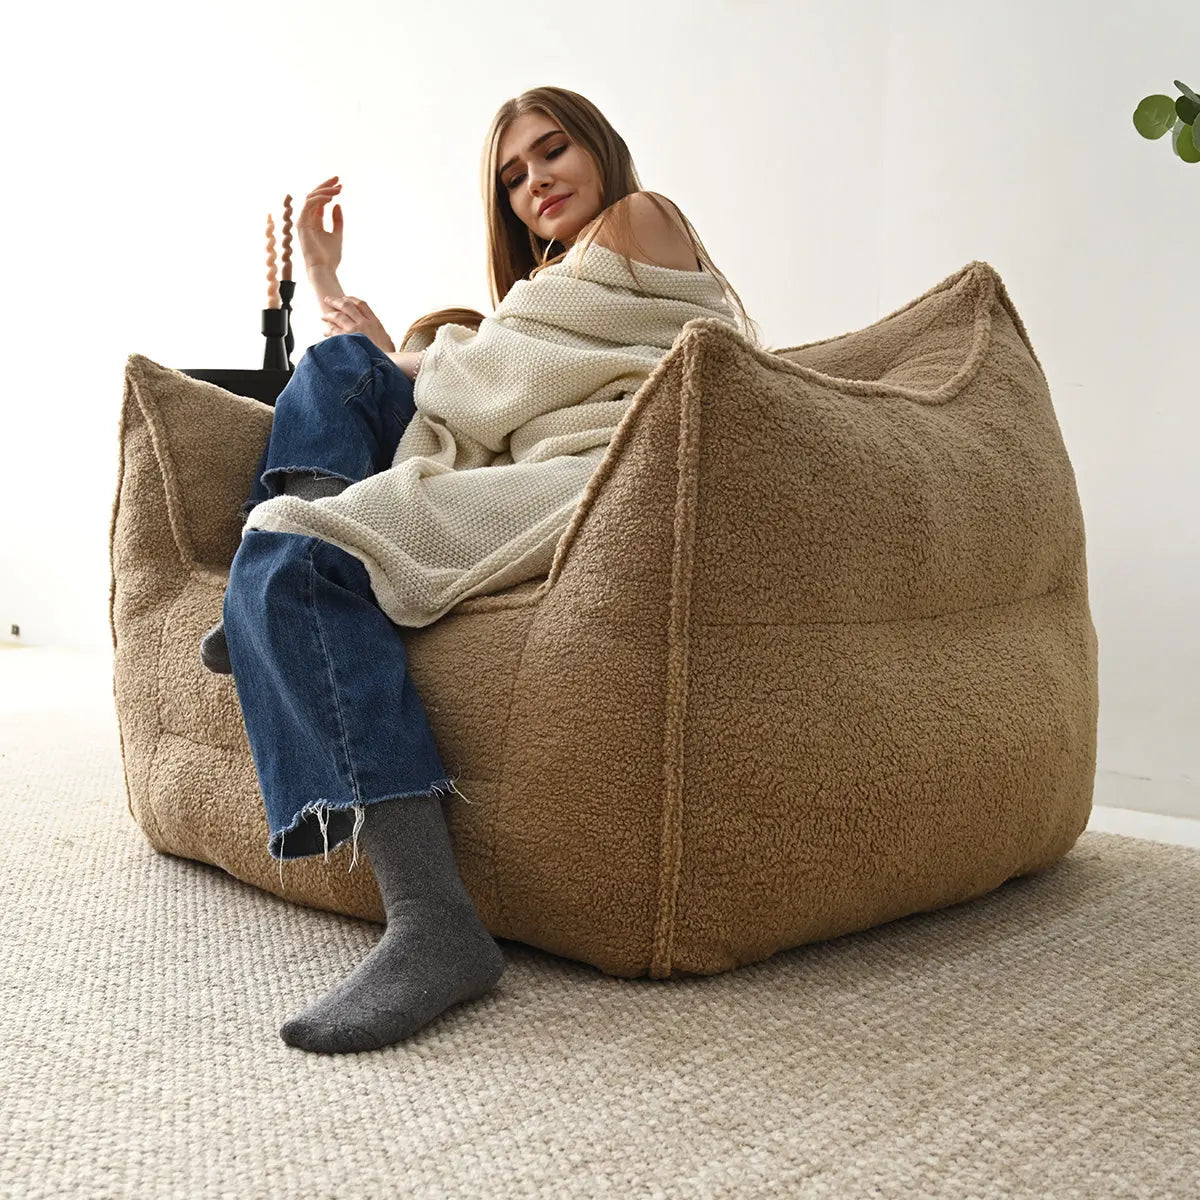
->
[108, 259, 1098, 979]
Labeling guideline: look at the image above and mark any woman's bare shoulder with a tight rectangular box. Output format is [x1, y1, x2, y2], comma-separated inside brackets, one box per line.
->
[594, 191, 702, 272]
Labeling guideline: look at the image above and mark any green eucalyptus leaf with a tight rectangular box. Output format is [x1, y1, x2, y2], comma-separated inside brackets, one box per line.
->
[1176, 94, 1200, 124]
[1174, 80, 1199, 103]
[1134, 94, 1178, 137]
[1172, 117, 1200, 162]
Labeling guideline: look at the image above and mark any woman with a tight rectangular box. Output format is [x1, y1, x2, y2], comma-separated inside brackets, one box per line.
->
[204, 86, 759, 1056]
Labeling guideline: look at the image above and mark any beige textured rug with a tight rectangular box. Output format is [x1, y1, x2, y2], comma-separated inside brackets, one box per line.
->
[2, 647, 1196, 1199]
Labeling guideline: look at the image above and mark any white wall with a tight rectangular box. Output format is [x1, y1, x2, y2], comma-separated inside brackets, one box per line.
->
[874, 0, 1200, 820]
[3, 0, 1195, 820]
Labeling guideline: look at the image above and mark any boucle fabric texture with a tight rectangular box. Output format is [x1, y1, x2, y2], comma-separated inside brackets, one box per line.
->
[241, 240, 740, 628]
[109, 257, 1098, 980]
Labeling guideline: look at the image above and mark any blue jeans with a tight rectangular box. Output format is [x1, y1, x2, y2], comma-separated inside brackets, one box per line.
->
[223, 333, 458, 867]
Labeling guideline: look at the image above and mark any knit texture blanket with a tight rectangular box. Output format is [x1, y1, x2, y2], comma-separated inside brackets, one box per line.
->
[242, 240, 740, 627]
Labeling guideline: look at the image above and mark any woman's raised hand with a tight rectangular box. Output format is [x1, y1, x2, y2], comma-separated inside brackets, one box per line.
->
[296, 176, 344, 274]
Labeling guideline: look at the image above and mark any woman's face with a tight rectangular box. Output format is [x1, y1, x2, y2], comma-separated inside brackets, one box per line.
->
[497, 112, 603, 247]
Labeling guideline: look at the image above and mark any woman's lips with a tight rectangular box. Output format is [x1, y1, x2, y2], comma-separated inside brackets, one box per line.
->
[542, 194, 570, 215]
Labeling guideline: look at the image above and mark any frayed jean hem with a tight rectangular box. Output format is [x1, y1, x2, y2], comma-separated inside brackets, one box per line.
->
[266, 774, 474, 888]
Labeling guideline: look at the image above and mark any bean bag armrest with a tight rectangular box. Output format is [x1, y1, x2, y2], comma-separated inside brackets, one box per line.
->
[115, 355, 273, 578]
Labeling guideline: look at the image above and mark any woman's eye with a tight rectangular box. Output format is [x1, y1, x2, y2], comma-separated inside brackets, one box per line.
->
[506, 145, 566, 189]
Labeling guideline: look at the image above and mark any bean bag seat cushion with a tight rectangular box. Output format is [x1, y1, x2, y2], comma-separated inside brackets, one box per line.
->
[108, 258, 1098, 979]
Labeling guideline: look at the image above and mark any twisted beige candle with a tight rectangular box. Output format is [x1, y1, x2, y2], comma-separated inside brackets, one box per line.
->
[266, 212, 280, 308]
[281, 194, 293, 281]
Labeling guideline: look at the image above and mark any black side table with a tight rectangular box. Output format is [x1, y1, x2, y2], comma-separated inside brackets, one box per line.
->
[179, 368, 294, 407]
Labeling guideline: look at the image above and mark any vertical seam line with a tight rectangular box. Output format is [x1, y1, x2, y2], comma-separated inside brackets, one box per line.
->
[651, 339, 701, 979]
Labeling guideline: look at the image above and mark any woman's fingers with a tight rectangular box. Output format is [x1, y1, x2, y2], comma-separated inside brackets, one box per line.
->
[298, 186, 343, 234]
[303, 192, 339, 210]
[302, 190, 341, 213]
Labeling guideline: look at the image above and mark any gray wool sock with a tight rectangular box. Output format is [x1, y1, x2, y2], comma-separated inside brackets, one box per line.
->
[278, 789, 506, 1055]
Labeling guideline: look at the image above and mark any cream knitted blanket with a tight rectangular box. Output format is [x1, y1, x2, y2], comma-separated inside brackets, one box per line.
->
[241, 239, 740, 628]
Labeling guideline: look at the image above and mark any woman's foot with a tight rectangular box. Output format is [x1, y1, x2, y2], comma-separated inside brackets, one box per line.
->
[200, 620, 232, 674]
[278, 898, 506, 1053]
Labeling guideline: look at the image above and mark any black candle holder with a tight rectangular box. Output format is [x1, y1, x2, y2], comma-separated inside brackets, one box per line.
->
[179, 276, 297, 405]
[261, 305, 289, 370]
[280, 277, 296, 363]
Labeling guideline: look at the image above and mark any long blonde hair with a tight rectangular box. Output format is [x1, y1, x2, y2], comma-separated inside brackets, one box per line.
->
[397, 85, 762, 351]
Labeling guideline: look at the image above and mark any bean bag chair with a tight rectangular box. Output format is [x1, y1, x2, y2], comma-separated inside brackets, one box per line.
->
[108, 259, 1098, 979]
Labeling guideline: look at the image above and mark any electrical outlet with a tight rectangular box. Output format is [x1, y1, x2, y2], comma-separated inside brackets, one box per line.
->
[9, 625, 18, 638]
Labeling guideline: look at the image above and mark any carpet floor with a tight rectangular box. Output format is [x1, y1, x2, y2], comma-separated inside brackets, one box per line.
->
[1, 646, 1196, 1199]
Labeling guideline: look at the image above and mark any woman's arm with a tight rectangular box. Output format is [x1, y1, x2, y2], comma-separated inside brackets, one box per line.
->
[387, 349, 426, 381]
[308, 264, 345, 305]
